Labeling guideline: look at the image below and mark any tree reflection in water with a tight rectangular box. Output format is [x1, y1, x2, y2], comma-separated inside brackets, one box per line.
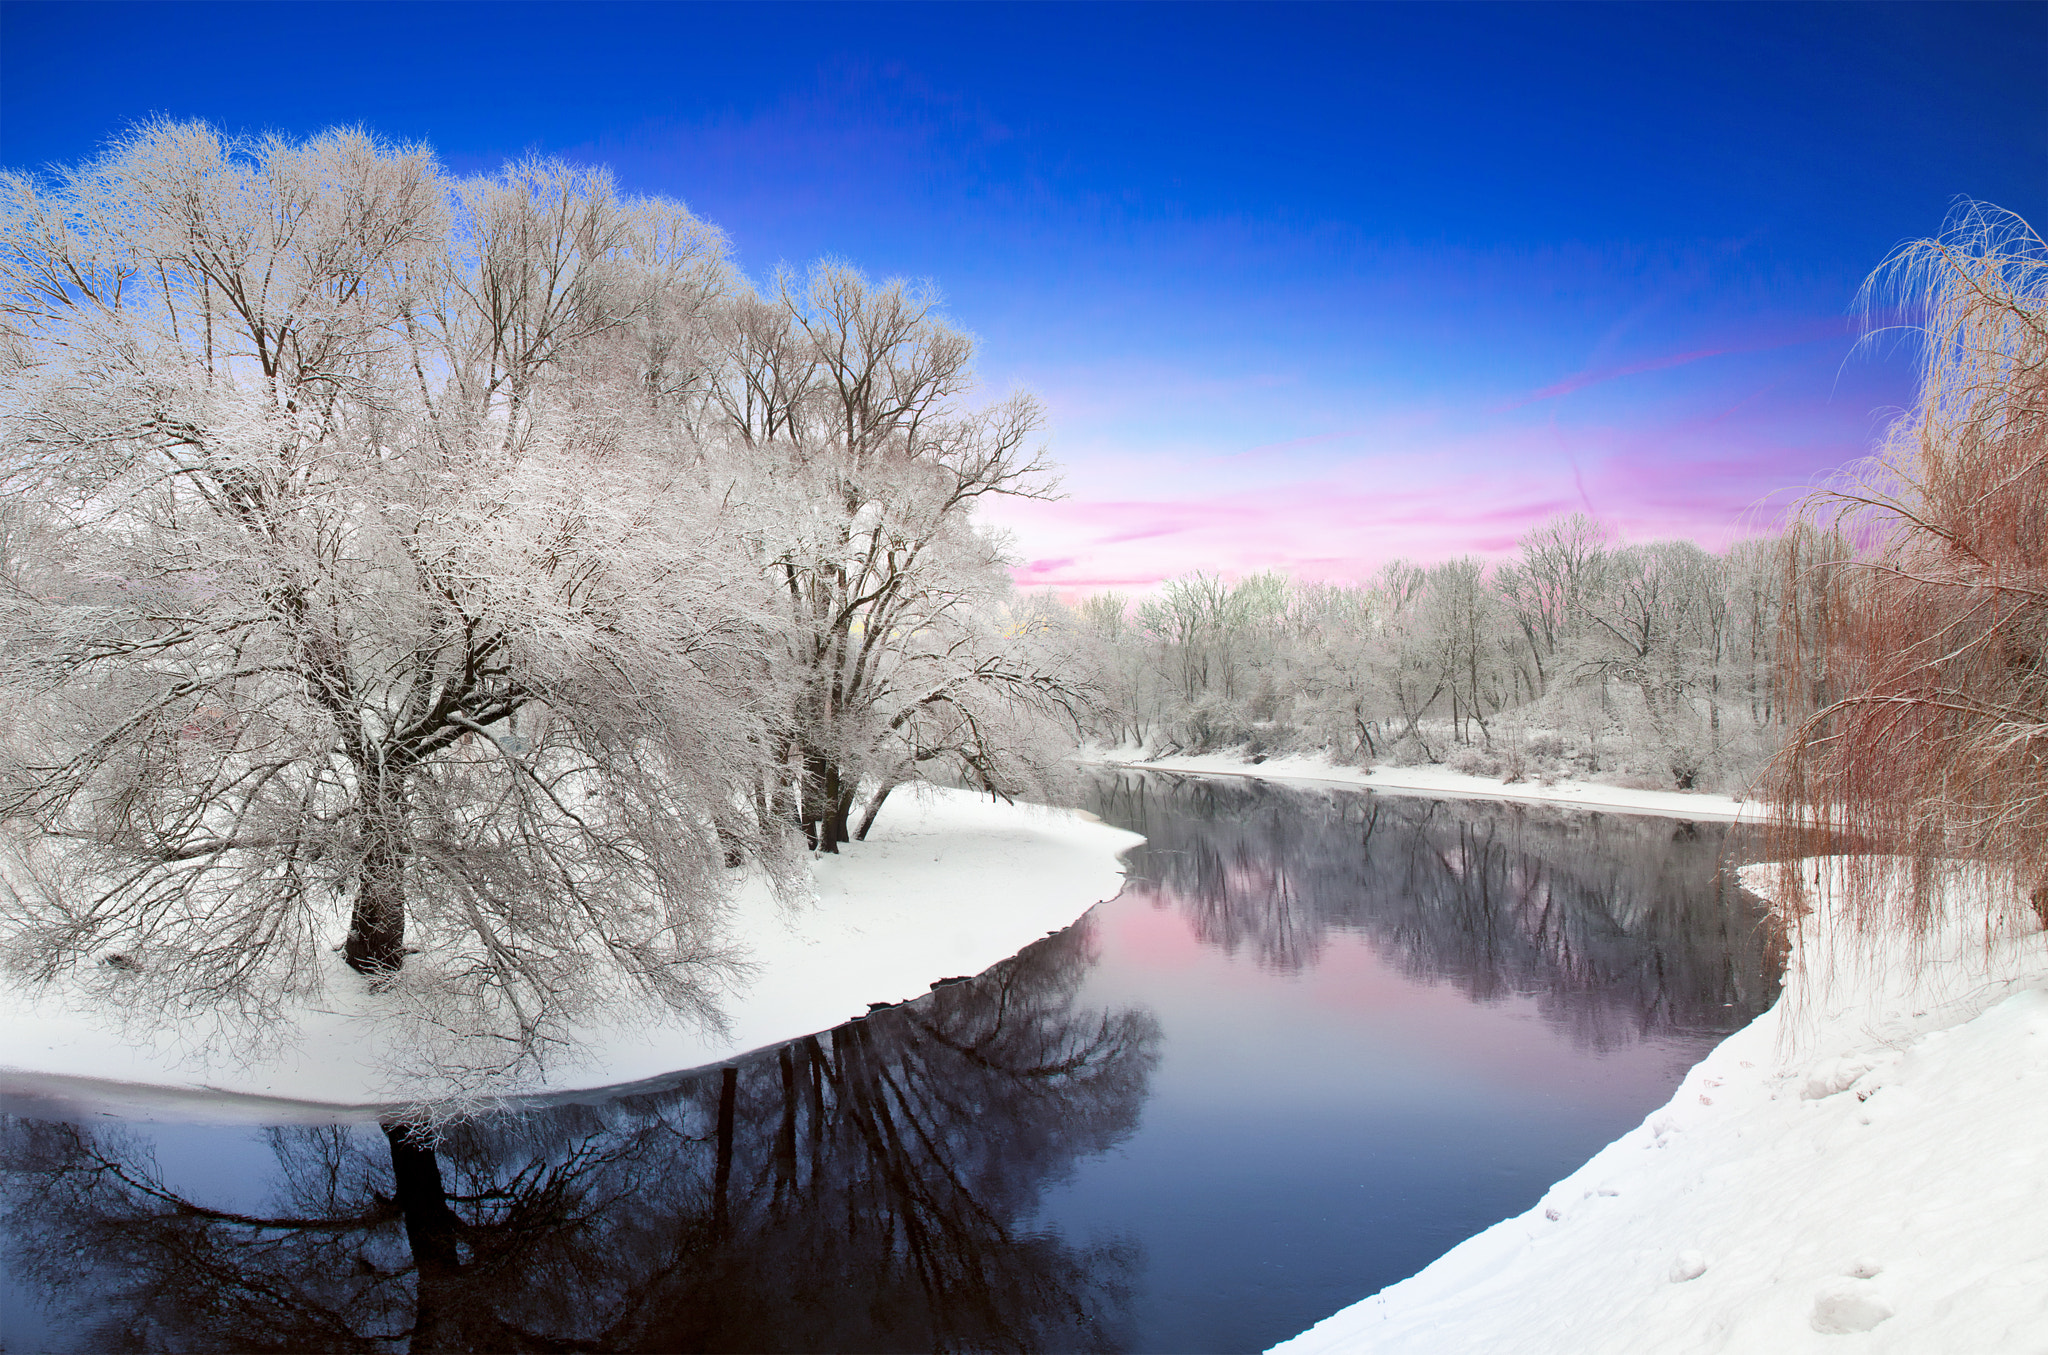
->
[0, 925, 1158, 1353]
[3, 778, 1782, 1353]
[1091, 771, 1780, 1047]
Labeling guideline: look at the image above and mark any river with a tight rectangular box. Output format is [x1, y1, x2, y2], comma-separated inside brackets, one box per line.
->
[0, 770, 1779, 1353]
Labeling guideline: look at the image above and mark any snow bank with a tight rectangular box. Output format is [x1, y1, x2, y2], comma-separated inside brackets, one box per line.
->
[0, 788, 1141, 1121]
[1087, 748, 1752, 822]
[1272, 859, 2048, 1354]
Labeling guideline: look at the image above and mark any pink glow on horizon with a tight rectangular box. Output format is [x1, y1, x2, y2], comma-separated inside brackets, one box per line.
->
[987, 435, 1828, 592]
[981, 313, 1891, 595]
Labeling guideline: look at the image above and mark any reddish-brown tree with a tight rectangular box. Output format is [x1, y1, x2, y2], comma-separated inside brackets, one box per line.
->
[1766, 204, 2047, 934]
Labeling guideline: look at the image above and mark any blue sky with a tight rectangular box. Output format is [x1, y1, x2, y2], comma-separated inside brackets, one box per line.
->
[4, 1, 2042, 587]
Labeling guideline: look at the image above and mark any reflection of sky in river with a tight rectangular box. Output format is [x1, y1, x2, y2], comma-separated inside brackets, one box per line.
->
[1109, 890, 1711, 1105]
[1024, 774, 1772, 1353]
[1, 773, 1776, 1355]
[1033, 892, 1721, 1352]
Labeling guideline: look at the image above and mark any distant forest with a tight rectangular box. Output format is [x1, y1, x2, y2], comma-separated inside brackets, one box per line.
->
[1042, 512, 1828, 796]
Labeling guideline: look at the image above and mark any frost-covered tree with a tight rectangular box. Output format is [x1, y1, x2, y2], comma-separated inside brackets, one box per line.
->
[1281, 580, 1386, 760]
[0, 123, 793, 1068]
[706, 265, 1082, 850]
[1494, 511, 1613, 703]
[1414, 556, 1512, 748]
[1573, 541, 1725, 789]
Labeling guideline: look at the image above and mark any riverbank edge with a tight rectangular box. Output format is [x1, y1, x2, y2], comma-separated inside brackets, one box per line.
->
[1269, 858, 2048, 1355]
[0, 787, 1144, 1123]
[1081, 747, 1753, 822]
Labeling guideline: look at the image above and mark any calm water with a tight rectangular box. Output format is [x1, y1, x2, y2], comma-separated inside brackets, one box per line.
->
[0, 773, 1779, 1353]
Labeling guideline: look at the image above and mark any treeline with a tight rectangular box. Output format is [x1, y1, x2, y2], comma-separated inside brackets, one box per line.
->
[1048, 514, 1830, 796]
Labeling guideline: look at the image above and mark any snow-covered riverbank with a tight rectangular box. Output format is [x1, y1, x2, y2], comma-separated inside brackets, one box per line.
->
[1273, 860, 2048, 1354]
[0, 788, 1141, 1121]
[1086, 747, 1752, 821]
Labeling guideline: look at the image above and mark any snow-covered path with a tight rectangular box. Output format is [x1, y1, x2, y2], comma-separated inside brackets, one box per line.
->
[1272, 861, 2048, 1354]
[0, 788, 1141, 1120]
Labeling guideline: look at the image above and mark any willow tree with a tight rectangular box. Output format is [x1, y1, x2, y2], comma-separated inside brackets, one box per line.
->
[1765, 204, 2048, 933]
[0, 123, 792, 1067]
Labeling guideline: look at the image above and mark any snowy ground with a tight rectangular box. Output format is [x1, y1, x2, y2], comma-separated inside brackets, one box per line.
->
[1272, 859, 2048, 1355]
[1085, 747, 1752, 821]
[0, 787, 1141, 1122]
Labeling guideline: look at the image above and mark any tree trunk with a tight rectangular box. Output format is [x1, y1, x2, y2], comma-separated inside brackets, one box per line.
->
[801, 749, 839, 853]
[853, 778, 899, 841]
[828, 787, 856, 848]
[382, 1121, 466, 1353]
[1353, 716, 1378, 760]
[345, 771, 408, 975]
[712, 1065, 737, 1242]
[821, 762, 845, 851]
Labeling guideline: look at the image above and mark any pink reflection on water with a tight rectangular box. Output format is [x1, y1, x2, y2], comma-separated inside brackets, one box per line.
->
[1094, 879, 1703, 1111]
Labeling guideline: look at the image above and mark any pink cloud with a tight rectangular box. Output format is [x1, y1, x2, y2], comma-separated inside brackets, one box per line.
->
[1093, 524, 1192, 546]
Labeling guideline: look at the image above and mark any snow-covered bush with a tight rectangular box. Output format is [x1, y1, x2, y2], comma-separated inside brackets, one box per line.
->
[1445, 746, 1506, 779]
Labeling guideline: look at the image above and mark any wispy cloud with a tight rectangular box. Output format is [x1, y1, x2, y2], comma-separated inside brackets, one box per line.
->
[1490, 319, 1852, 414]
[1502, 345, 1737, 410]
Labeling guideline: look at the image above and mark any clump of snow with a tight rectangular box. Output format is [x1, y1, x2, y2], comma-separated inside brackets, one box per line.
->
[1086, 747, 1754, 822]
[1271, 857, 2048, 1355]
[0, 788, 1140, 1121]
[1810, 1277, 1895, 1334]
[1802, 1057, 1880, 1101]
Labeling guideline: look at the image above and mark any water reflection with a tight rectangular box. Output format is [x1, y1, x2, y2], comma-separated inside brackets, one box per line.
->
[3, 777, 1784, 1355]
[1, 925, 1158, 1353]
[1090, 772, 1779, 1046]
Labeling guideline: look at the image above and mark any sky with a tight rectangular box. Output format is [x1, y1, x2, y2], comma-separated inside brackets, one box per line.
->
[3, 1, 2043, 591]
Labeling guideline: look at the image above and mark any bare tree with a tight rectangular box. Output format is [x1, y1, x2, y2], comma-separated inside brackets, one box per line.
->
[707, 265, 1082, 851]
[1495, 511, 1613, 703]
[1572, 541, 1722, 789]
[1765, 203, 2048, 935]
[0, 123, 794, 1076]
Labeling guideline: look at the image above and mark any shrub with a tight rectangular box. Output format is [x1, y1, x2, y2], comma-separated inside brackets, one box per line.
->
[1446, 746, 1506, 778]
